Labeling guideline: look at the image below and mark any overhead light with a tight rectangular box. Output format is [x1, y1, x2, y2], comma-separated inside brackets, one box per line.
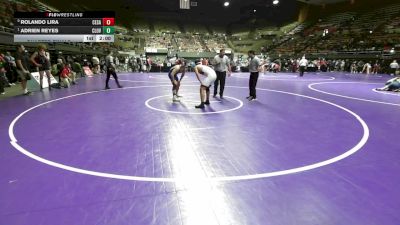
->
[369, 30, 373, 34]
[273, 0, 279, 5]
[253, 9, 257, 12]
[224, 1, 230, 7]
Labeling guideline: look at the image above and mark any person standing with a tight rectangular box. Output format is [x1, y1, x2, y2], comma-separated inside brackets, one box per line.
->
[372, 60, 380, 74]
[30, 44, 52, 91]
[247, 50, 261, 101]
[389, 60, 399, 76]
[0, 54, 9, 95]
[4, 52, 17, 85]
[92, 55, 100, 74]
[193, 63, 217, 109]
[146, 56, 152, 73]
[351, 61, 357, 74]
[212, 49, 231, 99]
[299, 55, 308, 77]
[105, 51, 122, 89]
[168, 63, 186, 102]
[15, 45, 32, 95]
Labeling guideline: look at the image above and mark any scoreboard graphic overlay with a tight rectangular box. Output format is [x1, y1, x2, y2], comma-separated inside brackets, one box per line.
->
[14, 12, 115, 43]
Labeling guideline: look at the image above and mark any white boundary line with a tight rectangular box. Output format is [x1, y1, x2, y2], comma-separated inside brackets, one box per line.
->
[8, 85, 369, 182]
[145, 95, 243, 115]
[232, 74, 335, 81]
[308, 82, 400, 107]
[119, 79, 199, 84]
[371, 88, 400, 96]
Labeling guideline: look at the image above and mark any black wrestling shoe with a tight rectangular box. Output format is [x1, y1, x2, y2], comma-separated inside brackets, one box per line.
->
[204, 100, 210, 105]
[195, 103, 205, 109]
[248, 96, 257, 101]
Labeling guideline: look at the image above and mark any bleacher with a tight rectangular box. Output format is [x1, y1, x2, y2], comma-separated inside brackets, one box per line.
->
[351, 3, 400, 32]
[153, 21, 179, 33]
[132, 21, 150, 33]
[146, 34, 174, 49]
[185, 24, 208, 34]
[266, 3, 400, 56]
[174, 34, 204, 52]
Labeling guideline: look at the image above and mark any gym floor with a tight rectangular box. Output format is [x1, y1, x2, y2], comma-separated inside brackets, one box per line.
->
[1, 71, 399, 225]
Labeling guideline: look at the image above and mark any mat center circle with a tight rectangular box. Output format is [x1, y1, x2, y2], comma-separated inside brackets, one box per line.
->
[145, 94, 244, 114]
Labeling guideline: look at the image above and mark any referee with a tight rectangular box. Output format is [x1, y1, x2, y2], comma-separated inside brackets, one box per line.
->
[299, 55, 308, 77]
[247, 50, 261, 101]
[105, 50, 122, 89]
[212, 49, 231, 99]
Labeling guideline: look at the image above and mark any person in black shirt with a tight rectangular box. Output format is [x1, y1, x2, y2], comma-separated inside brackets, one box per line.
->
[105, 51, 122, 89]
[15, 45, 32, 95]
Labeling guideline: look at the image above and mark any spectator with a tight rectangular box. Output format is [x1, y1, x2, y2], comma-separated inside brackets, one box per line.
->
[57, 59, 76, 88]
[15, 45, 32, 95]
[340, 60, 346, 72]
[389, 60, 399, 76]
[351, 61, 357, 73]
[362, 62, 372, 74]
[4, 51, 17, 85]
[0, 54, 10, 95]
[372, 60, 380, 74]
[92, 55, 100, 74]
[72, 59, 83, 77]
[146, 56, 152, 73]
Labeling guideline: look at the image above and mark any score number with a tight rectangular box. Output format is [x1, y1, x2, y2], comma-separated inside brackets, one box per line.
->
[102, 18, 115, 26]
[103, 26, 115, 34]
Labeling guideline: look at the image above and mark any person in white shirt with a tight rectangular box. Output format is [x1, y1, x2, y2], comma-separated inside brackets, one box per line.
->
[389, 60, 399, 75]
[299, 55, 308, 77]
[362, 62, 372, 74]
[340, 60, 346, 72]
[212, 49, 231, 99]
[92, 55, 100, 74]
[193, 63, 217, 108]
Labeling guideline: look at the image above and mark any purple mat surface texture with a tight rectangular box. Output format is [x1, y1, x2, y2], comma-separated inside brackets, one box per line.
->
[1, 72, 399, 225]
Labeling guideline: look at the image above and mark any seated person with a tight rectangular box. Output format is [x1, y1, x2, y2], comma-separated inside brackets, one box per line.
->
[57, 59, 76, 88]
